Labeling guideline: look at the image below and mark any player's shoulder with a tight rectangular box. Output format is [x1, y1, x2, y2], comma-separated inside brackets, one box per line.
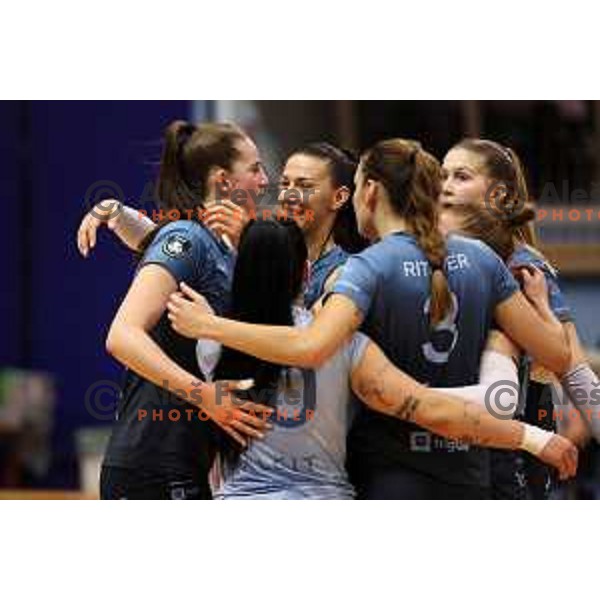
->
[447, 234, 504, 266]
[508, 243, 538, 264]
[508, 243, 557, 277]
[154, 218, 210, 241]
[149, 219, 213, 256]
[447, 233, 491, 254]
[352, 235, 404, 264]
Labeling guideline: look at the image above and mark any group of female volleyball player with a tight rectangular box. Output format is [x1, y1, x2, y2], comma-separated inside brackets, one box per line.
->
[76, 119, 598, 499]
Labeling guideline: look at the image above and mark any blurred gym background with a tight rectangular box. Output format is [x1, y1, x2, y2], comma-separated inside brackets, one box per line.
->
[1, 100, 599, 498]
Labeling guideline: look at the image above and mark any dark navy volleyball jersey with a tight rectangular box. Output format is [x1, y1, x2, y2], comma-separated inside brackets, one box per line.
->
[103, 219, 235, 481]
[304, 245, 349, 309]
[508, 244, 573, 323]
[333, 232, 520, 489]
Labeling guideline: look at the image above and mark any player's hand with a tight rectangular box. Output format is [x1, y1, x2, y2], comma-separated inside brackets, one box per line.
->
[197, 379, 273, 447]
[561, 414, 592, 450]
[204, 200, 249, 249]
[538, 433, 579, 480]
[167, 282, 216, 339]
[512, 264, 549, 308]
[77, 199, 122, 257]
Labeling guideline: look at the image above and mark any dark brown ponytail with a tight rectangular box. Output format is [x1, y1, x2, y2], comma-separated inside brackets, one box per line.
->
[156, 120, 200, 213]
[157, 120, 247, 214]
[139, 120, 248, 254]
[361, 139, 452, 326]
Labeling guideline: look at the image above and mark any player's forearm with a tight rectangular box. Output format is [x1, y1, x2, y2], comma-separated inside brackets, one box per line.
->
[203, 315, 331, 368]
[414, 391, 525, 450]
[106, 323, 208, 409]
[417, 394, 560, 460]
[113, 206, 156, 251]
[496, 295, 570, 376]
[351, 343, 559, 456]
[355, 364, 525, 449]
[529, 295, 568, 351]
[561, 362, 600, 442]
[559, 406, 592, 448]
[524, 315, 570, 375]
[395, 386, 562, 460]
[434, 384, 490, 406]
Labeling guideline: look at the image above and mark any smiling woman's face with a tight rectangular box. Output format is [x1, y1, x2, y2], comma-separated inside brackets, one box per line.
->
[278, 153, 337, 233]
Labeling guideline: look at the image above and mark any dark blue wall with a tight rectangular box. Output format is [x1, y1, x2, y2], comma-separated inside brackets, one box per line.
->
[0, 101, 194, 487]
[0, 103, 25, 368]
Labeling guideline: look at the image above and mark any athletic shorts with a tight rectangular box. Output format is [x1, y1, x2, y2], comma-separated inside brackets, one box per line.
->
[100, 465, 211, 500]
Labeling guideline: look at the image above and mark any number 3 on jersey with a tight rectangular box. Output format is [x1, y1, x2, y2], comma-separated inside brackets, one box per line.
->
[422, 292, 459, 364]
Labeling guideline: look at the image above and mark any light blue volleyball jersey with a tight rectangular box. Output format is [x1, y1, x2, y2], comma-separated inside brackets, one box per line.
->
[217, 307, 369, 499]
[508, 244, 573, 322]
[332, 232, 520, 488]
[304, 245, 349, 308]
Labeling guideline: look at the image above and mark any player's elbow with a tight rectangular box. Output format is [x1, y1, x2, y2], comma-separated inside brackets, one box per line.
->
[106, 323, 127, 359]
[547, 343, 571, 377]
[297, 338, 332, 369]
[295, 347, 325, 369]
[105, 327, 118, 357]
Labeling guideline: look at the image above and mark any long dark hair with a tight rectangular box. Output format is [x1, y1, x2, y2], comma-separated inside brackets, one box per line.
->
[214, 217, 307, 466]
[215, 215, 307, 415]
[361, 139, 453, 326]
[291, 142, 367, 253]
[139, 120, 248, 254]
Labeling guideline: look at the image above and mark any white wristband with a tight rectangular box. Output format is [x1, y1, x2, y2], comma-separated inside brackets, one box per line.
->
[519, 424, 554, 456]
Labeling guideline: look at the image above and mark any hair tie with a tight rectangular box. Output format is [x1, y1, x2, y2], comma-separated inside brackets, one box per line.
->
[496, 144, 513, 165]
